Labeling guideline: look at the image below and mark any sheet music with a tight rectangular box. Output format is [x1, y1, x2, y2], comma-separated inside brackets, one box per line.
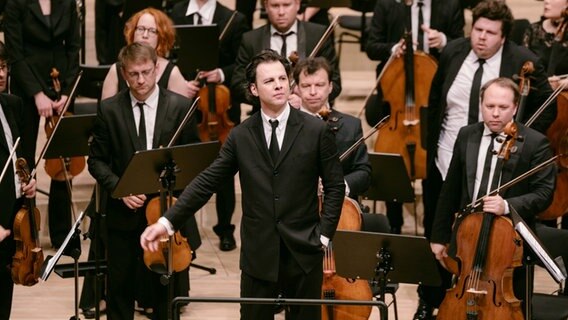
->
[41, 210, 86, 281]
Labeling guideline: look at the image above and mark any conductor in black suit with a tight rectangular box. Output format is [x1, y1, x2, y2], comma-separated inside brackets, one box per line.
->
[141, 49, 345, 320]
[88, 43, 200, 320]
[430, 77, 556, 310]
[231, 0, 341, 111]
[169, 0, 250, 251]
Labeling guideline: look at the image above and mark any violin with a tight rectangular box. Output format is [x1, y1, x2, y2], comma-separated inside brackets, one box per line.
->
[515, 61, 534, 122]
[437, 123, 524, 320]
[373, 2, 437, 180]
[11, 158, 44, 286]
[44, 68, 86, 181]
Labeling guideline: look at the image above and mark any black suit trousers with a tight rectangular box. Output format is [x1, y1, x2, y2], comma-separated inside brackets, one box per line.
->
[240, 242, 323, 320]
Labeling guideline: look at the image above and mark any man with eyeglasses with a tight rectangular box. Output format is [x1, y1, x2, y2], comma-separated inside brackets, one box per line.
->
[88, 42, 200, 320]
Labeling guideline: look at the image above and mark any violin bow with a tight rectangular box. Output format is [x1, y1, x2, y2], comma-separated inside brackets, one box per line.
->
[524, 79, 568, 127]
[167, 96, 201, 147]
[218, 11, 238, 42]
[339, 115, 390, 162]
[0, 137, 20, 184]
[308, 15, 339, 58]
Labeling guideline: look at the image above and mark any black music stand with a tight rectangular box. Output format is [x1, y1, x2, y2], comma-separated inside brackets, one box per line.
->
[122, 0, 163, 22]
[306, 0, 351, 8]
[333, 230, 441, 307]
[112, 141, 220, 320]
[75, 65, 111, 115]
[173, 25, 219, 76]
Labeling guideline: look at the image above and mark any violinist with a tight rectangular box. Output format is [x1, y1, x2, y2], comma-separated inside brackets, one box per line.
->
[423, 2, 556, 318]
[0, 40, 37, 320]
[522, 0, 568, 91]
[4, 0, 80, 250]
[364, 0, 464, 263]
[141, 49, 345, 320]
[169, 0, 250, 251]
[430, 77, 556, 315]
[231, 0, 342, 111]
[88, 43, 200, 320]
[293, 57, 371, 198]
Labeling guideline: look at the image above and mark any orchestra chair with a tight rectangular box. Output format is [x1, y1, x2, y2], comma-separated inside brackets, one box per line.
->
[532, 223, 568, 320]
[74, 64, 111, 115]
[336, 0, 376, 63]
[360, 212, 400, 320]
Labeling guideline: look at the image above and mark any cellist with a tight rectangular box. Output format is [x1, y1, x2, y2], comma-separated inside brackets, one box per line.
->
[0, 40, 37, 320]
[430, 77, 556, 317]
[169, 0, 250, 252]
[423, 1, 556, 318]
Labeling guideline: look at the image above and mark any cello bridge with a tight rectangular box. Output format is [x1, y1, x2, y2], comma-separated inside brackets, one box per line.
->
[466, 288, 487, 295]
[402, 119, 419, 126]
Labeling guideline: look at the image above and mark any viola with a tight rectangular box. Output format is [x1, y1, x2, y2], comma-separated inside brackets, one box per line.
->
[437, 123, 524, 320]
[11, 158, 44, 286]
[196, 80, 233, 144]
[144, 195, 191, 274]
[44, 68, 86, 181]
[373, 2, 437, 180]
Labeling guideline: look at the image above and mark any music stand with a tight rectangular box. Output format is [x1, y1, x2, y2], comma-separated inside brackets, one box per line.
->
[306, 0, 351, 8]
[112, 141, 220, 319]
[333, 230, 441, 303]
[173, 25, 219, 76]
[122, 0, 163, 22]
[43, 115, 96, 159]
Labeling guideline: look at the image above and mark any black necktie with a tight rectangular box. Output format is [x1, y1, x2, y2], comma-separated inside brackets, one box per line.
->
[136, 102, 147, 150]
[417, 0, 425, 51]
[269, 119, 279, 162]
[477, 133, 498, 198]
[195, 12, 203, 25]
[468, 59, 486, 124]
[277, 32, 293, 58]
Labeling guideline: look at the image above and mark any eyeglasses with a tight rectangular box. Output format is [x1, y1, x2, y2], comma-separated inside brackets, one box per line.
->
[135, 26, 158, 36]
[125, 66, 155, 80]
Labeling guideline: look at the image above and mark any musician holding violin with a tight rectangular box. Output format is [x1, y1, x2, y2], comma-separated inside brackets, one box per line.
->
[169, 0, 250, 252]
[430, 77, 556, 318]
[0, 40, 38, 320]
[231, 0, 342, 112]
[88, 43, 200, 320]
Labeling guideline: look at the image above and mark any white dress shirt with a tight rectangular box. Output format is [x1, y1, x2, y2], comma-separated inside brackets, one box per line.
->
[130, 84, 159, 150]
[0, 104, 21, 198]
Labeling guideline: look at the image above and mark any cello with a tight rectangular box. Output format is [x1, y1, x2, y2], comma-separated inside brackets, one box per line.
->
[11, 158, 44, 286]
[196, 12, 239, 144]
[320, 116, 390, 320]
[437, 123, 524, 320]
[373, 0, 437, 180]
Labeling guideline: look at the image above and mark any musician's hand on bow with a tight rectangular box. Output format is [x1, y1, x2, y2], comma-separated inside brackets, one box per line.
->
[288, 93, 302, 109]
[548, 75, 568, 91]
[201, 69, 223, 84]
[34, 92, 54, 118]
[53, 95, 68, 115]
[185, 80, 201, 99]
[0, 226, 10, 242]
[482, 195, 507, 216]
[22, 178, 37, 198]
[122, 194, 147, 210]
[422, 25, 445, 49]
[430, 242, 448, 269]
[140, 223, 168, 252]
[392, 39, 405, 58]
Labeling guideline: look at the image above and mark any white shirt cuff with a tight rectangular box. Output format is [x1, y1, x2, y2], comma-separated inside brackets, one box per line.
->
[320, 235, 329, 247]
[218, 68, 225, 83]
[344, 180, 350, 196]
[158, 217, 175, 236]
[504, 200, 510, 215]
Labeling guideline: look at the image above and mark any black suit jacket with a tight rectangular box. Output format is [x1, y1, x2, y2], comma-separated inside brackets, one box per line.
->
[231, 21, 342, 103]
[4, 0, 80, 98]
[326, 109, 371, 198]
[164, 107, 345, 282]
[169, 1, 249, 86]
[365, 0, 464, 73]
[427, 38, 557, 169]
[88, 88, 200, 232]
[0, 94, 25, 230]
[430, 122, 556, 246]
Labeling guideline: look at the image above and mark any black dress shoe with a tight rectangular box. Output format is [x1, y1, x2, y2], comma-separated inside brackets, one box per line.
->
[390, 227, 401, 234]
[413, 299, 433, 320]
[82, 309, 95, 319]
[220, 233, 236, 251]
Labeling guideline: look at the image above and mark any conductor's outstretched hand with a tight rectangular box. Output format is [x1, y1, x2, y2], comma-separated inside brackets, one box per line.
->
[140, 223, 168, 252]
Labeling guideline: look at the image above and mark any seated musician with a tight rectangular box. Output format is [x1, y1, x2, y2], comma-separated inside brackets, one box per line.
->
[293, 56, 371, 199]
[231, 0, 341, 111]
[88, 43, 200, 320]
[169, 0, 250, 252]
[0, 40, 37, 320]
[430, 77, 556, 315]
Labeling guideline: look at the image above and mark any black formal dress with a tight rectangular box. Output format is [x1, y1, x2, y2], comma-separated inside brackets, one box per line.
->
[0, 94, 25, 320]
[88, 87, 200, 320]
[4, 0, 81, 249]
[164, 106, 345, 320]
